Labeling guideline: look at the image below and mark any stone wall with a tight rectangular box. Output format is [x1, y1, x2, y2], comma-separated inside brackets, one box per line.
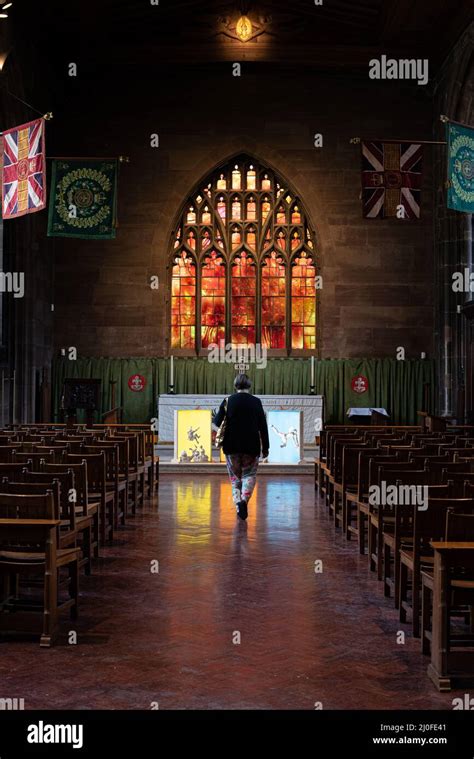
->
[51, 63, 435, 360]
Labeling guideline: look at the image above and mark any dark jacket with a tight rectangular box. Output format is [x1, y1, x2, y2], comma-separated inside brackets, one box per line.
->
[215, 391, 269, 457]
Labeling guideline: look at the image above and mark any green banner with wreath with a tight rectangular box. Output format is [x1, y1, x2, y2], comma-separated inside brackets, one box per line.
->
[47, 159, 118, 239]
[447, 122, 474, 213]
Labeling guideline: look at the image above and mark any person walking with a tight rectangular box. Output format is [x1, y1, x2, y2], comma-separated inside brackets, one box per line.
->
[214, 374, 269, 520]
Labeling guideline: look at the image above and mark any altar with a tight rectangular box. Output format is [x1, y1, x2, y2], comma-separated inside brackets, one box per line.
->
[158, 394, 323, 445]
[157, 393, 323, 473]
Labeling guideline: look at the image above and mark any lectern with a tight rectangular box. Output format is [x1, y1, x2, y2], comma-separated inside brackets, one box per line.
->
[347, 408, 390, 425]
[61, 378, 101, 427]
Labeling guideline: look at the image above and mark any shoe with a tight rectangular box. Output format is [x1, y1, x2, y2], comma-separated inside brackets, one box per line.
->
[237, 500, 248, 520]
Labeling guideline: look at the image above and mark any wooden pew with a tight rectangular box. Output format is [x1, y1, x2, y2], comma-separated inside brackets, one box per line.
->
[63, 453, 115, 545]
[20, 470, 94, 576]
[42, 461, 100, 559]
[399, 499, 474, 637]
[427, 542, 474, 690]
[0, 492, 80, 646]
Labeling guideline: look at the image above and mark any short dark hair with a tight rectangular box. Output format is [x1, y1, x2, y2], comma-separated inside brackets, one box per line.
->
[234, 373, 251, 390]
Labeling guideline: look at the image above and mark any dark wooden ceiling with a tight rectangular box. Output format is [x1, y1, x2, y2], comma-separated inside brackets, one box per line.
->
[7, 0, 474, 70]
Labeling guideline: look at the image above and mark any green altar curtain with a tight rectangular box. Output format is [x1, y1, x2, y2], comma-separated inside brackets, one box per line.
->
[51, 357, 435, 427]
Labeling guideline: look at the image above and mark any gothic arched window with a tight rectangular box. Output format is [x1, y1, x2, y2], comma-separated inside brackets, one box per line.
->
[170, 156, 317, 354]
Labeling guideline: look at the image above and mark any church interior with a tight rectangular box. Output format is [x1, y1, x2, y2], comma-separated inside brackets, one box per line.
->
[1, 0, 474, 728]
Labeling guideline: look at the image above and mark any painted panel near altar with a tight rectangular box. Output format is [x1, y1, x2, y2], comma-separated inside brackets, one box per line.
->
[267, 411, 303, 464]
[173, 409, 212, 463]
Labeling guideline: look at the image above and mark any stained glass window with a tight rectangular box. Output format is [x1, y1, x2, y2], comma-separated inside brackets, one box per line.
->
[291, 251, 316, 350]
[231, 252, 256, 345]
[171, 251, 196, 349]
[170, 156, 316, 353]
[201, 250, 225, 348]
[262, 251, 286, 349]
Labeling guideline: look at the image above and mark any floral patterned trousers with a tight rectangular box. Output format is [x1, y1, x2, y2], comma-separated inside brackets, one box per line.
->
[225, 453, 260, 506]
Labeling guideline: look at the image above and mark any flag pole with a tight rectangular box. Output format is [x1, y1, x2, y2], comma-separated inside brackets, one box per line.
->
[0, 112, 53, 136]
[46, 156, 130, 163]
[440, 114, 474, 128]
[350, 136, 446, 145]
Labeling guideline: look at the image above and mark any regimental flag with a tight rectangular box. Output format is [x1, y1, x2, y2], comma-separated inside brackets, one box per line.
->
[361, 141, 423, 219]
[47, 159, 118, 239]
[447, 122, 474, 213]
[2, 118, 46, 219]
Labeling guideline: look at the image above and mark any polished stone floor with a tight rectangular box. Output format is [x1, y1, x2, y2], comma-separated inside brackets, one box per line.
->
[0, 474, 457, 709]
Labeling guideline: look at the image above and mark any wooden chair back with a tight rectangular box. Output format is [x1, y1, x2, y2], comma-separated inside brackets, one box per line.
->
[42, 461, 89, 516]
[81, 443, 120, 484]
[21, 469, 77, 528]
[445, 510, 474, 540]
[0, 491, 56, 520]
[12, 451, 55, 471]
[63, 452, 106, 495]
[0, 480, 61, 522]
[0, 444, 20, 463]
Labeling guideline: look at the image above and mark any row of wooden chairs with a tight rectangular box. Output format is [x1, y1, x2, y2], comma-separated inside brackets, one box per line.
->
[0, 424, 159, 646]
[315, 424, 474, 690]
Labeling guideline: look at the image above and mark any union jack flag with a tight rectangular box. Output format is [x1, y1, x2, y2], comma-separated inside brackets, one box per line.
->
[361, 141, 423, 219]
[2, 118, 46, 219]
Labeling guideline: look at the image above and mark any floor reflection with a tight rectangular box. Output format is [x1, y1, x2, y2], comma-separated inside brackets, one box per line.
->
[0, 473, 457, 710]
[263, 480, 301, 540]
[173, 479, 211, 544]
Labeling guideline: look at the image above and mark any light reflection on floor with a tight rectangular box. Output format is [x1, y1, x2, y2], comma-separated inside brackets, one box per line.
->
[172, 476, 301, 544]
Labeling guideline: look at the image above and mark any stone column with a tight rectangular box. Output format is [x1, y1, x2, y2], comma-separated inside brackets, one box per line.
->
[434, 24, 474, 419]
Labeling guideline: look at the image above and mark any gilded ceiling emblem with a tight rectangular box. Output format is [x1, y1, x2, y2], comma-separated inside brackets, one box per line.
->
[216, 14, 271, 42]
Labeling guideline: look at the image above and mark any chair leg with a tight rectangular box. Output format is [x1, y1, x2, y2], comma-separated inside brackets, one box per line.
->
[99, 502, 107, 546]
[131, 480, 137, 515]
[358, 509, 365, 555]
[384, 542, 391, 597]
[333, 490, 339, 526]
[399, 562, 408, 623]
[148, 464, 154, 496]
[376, 526, 384, 581]
[369, 520, 376, 573]
[114, 488, 120, 531]
[394, 550, 401, 609]
[122, 486, 128, 524]
[84, 526, 92, 576]
[345, 498, 353, 541]
[93, 511, 100, 558]
[108, 499, 115, 543]
[412, 573, 420, 638]
[421, 582, 432, 655]
[41, 565, 58, 648]
[69, 560, 79, 621]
